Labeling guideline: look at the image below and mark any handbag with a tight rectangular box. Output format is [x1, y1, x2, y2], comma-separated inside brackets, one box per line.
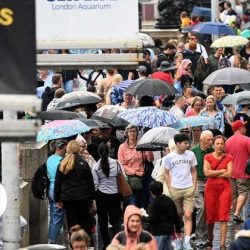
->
[127, 175, 143, 192]
[245, 159, 250, 175]
[214, 155, 226, 170]
[142, 152, 154, 177]
[116, 161, 132, 198]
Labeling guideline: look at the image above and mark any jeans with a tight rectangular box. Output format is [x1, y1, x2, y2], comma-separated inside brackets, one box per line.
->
[195, 179, 207, 242]
[48, 189, 65, 244]
[154, 235, 172, 250]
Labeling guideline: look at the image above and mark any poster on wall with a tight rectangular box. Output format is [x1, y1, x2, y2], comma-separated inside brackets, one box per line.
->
[0, 0, 36, 95]
[36, 0, 139, 42]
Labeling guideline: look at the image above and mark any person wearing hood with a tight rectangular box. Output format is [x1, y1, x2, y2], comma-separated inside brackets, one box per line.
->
[111, 205, 157, 250]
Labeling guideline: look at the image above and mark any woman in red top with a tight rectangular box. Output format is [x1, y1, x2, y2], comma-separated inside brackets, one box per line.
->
[203, 135, 233, 250]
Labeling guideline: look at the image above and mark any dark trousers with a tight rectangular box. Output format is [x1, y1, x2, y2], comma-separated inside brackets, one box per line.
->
[96, 190, 122, 249]
[63, 200, 93, 239]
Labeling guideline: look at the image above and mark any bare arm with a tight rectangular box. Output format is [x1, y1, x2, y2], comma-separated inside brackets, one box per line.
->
[203, 159, 227, 177]
[165, 169, 171, 190]
[191, 166, 197, 191]
[218, 160, 233, 178]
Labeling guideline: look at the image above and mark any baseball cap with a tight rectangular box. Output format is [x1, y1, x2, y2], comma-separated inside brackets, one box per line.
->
[231, 120, 247, 132]
[137, 65, 147, 74]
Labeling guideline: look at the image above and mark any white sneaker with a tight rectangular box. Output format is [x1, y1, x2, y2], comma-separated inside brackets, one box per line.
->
[175, 239, 183, 250]
[183, 241, 193, 250]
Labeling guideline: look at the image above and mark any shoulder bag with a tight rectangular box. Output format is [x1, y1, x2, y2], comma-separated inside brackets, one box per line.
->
[116, 161, 132, 198]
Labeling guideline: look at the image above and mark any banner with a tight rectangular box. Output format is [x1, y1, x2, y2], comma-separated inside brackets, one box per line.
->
[36, 0, 139, 41]
[0, 0, 36, 95]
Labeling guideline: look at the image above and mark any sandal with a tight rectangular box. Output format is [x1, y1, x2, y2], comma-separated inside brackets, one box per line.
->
[233, 214, 244, 223]
[206, 240, 213, 250]
[220, 245, 226, 250]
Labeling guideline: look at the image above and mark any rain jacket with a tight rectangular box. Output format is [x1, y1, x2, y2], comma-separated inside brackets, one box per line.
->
[111, 205, 157, 250]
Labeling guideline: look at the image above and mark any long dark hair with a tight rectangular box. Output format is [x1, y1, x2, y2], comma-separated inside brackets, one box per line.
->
[98, 143, 110, 177]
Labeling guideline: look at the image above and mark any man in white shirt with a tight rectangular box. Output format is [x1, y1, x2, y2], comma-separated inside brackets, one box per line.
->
[165, 133, 197, 250]
[169, 95, 186, 119]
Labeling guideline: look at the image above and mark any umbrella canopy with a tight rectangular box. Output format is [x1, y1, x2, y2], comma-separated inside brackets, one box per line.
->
[110, 80, 135, 105]
[210, 35, 249, 48]
[137, 127, 179, 151]
[173, 116, 214, 130]
[91, 105, 129, 127]
[0, 184, 7, 217]
[192, 22, 236, 35]
[39, 110, 84, 120]
[55, 91, 101, 110]
[221, 91, 250, 105]
[203, 68, 250, 85]
[117, 107, 179, 128]
[23, 244, 65, 249]
[37, 120, 91, 142]
[240, 29, 250, 39]
[125, 78, 176, 97]
[192, 6, 211, 21]
[76, 117, 112, 129]
[138, 33, 155, 47]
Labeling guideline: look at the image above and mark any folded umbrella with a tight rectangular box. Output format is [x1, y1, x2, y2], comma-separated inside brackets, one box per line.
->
[221, 91, 250, 105]
[118, 107, 179, 128]
[210, 35, 249, 48]
[125, 78, 176, 97]
[203, 68, 250, 85]
[37, 120, 91, 142]
[137, 127, 179, 151]
[91, 105, 129, 127]
[55, 91, 101, 110]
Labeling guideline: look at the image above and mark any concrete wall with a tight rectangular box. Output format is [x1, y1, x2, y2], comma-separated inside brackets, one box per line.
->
[19, 142, 48, 246]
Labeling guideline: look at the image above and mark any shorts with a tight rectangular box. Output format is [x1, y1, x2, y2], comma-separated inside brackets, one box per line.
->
[231, 178, 250, 199]
[169, 186, 195, 214]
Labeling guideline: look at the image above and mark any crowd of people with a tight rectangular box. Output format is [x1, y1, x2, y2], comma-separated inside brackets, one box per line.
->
[31, 2, 250, 250]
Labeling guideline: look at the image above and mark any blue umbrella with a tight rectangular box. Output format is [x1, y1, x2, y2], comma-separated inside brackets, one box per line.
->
[192, 22, 236, 35]
[110, 80, 134, 105]
[117, 107, 179, 128]
[37, 120, 91, 142]
[192, 7, 211, 21]
[173, 116, 214, 130]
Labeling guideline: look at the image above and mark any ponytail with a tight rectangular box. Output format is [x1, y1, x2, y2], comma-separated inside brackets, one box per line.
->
[98, 143, 110, 177]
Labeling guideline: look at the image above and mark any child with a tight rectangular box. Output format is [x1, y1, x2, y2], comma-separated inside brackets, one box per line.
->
[148, 181, 182, 250]
[180, 11, 191, 28]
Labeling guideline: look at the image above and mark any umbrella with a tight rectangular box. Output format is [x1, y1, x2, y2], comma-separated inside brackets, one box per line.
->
[210, 35, 249, 48]
[192, 6, 211, 21]
[55, 91, 101, 110]
[173, 116, 214, 130]
[203, 68, 250, 85]
[240, 29, 250, 39]
[39, 110, 84, 120]
[192, 22, 236, 35]
[91, 105, 129, 127]
[37, 120, 91, 142]
[221, 91, 250, 105]
[125, 78, 177, 97]
[0, 184, 7, 217]
[138, 33, 155, 47]
[137, 127, 179, 151]
[110, 80, 135, 105]
[75, 117, 111, 129]
[23, 244, 65, 249]
[117, 107, 179, 128]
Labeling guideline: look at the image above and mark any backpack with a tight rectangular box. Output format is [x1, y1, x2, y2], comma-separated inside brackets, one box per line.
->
[31, 163, 50, 199]
[194, 55, 209, 86]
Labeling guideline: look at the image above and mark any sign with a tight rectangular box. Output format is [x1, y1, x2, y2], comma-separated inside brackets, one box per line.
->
[36, 0, 139, 42]
[0, 0, 36, 95]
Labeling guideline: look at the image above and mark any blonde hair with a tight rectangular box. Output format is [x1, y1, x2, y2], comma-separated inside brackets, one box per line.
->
[59, 140, 81, 175]
[106, 244, 125, 250]
[191, 96, 204, 108]
[200, 95, 219, 112]
[112, 74, 123, 84]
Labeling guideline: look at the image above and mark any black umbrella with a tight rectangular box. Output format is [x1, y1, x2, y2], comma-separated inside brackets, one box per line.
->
[55, 91, 101, 110]
[39, 110, 84, 120]
[124, 78, 177, 96]
[75, 117, 111, 129]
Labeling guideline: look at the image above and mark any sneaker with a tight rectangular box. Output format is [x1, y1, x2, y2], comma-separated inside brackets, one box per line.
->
[196, 241, 207, 248]
[175, 239, 183, 250]
[183, 241, 193, 250]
